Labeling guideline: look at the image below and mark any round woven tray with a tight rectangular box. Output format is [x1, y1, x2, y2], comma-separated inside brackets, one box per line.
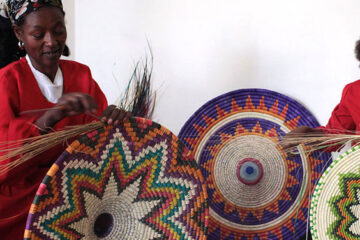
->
[178, 88, 331, 239]
[311, 145, 360, 240]
[24, 117, 208, 240]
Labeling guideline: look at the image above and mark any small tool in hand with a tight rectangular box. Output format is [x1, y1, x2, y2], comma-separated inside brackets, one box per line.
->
[19, 105, 101, 120]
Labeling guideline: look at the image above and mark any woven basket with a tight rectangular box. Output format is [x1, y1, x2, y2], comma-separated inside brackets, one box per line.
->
[311, 145, 360, 240]
[24, 117, 208, 240]
[178, 88, 331, 239]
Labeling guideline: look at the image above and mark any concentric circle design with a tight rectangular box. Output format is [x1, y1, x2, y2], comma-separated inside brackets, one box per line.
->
[214, 135, 286, 208]
[237, 158, 263, 185]
[310, 145, 360, 240]
[24, 117, 208, 240]
[178, 88, 331, 239]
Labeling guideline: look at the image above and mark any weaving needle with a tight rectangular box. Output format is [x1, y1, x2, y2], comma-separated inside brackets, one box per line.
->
[19, 105, 66, 115]
[19, 106, 102, 121]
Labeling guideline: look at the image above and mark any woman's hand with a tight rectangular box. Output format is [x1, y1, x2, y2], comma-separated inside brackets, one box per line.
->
[56, 92, 98, 117]
[280, 126, 322, 150]
[100, 105, 131, 125]
[35, 93, 97, 133]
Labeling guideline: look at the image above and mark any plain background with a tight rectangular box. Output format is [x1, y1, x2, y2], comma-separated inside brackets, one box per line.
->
[62, 0, 360, 134]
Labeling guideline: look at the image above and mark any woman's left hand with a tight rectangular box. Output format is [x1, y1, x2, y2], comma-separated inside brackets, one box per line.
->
[100, 105, 131, 125]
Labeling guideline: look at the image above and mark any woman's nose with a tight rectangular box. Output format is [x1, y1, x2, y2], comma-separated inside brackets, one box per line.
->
[44, 32, 56, 47]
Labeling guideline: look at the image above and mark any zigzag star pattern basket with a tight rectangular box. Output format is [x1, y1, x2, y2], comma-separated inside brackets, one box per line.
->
[178, 88, 331, 240]
[311, 145, 360, 240]
[24, 117, 208, 240]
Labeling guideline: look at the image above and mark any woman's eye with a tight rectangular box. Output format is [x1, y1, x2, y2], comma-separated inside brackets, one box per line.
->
[32, 34, 43, 39]
[54, 28, 65, 35]
[54, 31, 63, 36]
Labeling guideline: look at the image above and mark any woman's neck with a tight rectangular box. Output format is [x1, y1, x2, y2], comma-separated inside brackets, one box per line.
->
[26, 55, 58, 82]
[41, 67, 58, 82]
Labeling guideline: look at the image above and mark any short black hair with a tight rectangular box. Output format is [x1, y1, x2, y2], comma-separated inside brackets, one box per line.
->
[0, 16, 23, 68]
[355, 39, 360, 63]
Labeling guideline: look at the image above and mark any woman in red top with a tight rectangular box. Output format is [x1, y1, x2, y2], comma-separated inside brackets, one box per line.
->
[0, 1, 129, 238]
[289, 79, 360, 135]
[284, 40, 360, 240]
[285, 38, 360, 141]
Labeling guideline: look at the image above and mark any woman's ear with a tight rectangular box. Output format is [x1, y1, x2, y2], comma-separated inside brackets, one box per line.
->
[62, 44, 70, 56]
[12, 24, 23, 42]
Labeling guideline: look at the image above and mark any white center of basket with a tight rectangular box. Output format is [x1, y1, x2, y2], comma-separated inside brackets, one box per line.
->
[70, 174, 161, 239]
[214, 135, 286, 208]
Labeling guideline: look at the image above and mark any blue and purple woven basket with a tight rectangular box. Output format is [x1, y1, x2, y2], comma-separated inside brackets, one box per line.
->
[178, 88, 331, 240]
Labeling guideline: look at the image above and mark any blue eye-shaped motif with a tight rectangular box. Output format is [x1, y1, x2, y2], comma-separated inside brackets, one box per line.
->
[237, 158, 264, 185]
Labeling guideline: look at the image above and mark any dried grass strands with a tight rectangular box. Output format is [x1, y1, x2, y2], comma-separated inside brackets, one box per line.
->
[0, 121, 103, 176]
[118, 47, 156, 119]
[0, 48, 157, 176]
[280, 132, 360, 154]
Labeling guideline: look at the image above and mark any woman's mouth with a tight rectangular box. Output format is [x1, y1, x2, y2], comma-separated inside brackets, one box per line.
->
[42, 49, 60, 57]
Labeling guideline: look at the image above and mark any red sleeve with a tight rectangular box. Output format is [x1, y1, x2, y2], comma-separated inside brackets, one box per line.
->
[0, 73, 41, 140]
[318, 82, 360, 152]
[0, 68, 42, 183]
[325, 83, 356, 131]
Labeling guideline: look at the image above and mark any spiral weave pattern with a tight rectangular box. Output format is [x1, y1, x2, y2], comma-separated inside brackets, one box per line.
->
[179, 88, 330, 239]
[24, 117, 208, 240]
[311, 145, 360, 240]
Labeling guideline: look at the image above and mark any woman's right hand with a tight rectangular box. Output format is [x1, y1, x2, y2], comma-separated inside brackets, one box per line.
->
[55, 92, 98, 118]
[35, 93, 98, 133]
[280, 126, 322, 150]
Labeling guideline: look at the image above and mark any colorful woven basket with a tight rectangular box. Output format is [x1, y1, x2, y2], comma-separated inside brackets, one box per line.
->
[178, 88, 331, 239]
[311, 145, 360, 240]
[24, 117, 208, 240]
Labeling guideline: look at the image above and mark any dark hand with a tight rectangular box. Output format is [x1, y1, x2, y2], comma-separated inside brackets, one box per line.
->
[281, 126, 321, 150]
[56, 93, 98, 117]
[35, 93, 97, 133]
[101, 105, 131, 125]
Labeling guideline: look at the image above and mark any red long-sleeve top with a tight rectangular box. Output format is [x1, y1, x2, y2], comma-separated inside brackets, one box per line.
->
[326, 80, 360, 131]
[0, 58, 108, 239]
[314, 80, 360, 152]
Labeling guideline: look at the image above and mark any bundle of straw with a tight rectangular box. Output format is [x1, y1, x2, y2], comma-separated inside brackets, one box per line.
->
[0, 122, 102, 176]
[280, 130, 358, 154]
[118, 50, 156, 119]
[0, 53, 156, 176]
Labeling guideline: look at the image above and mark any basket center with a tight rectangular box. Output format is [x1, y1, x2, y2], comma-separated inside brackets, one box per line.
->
[94, 212, 114, 238]
[237, 158, 264, 185]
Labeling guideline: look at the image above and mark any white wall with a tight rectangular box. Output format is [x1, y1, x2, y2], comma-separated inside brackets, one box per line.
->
[65, 0, 360, 134]
[62, 0, 75, 58]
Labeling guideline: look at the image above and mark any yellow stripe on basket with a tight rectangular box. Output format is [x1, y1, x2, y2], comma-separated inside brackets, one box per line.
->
[29, 204, 37, 214]
[47, 164, 59, 177]
[24, 230, 31, 238]
[67, 140, 80, 154]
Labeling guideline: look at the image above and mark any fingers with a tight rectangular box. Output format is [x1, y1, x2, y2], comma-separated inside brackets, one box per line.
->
[100, 105, 116, 122]
[101, 105, 131, 125]
[57, 93, 97, 116]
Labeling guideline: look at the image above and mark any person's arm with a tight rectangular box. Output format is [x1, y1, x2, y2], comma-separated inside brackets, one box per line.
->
[0, 73, 42, 141]
[35, 93, 98, 134]
[0, 68, 101, 182]
[281, 126, 323, 150]
[282, 84, 356, 153]
[325, 83, 356, 132]
[0, 73, 44, 182]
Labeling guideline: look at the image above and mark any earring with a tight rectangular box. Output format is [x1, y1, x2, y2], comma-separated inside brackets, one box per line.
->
[18, 41, 24, 50]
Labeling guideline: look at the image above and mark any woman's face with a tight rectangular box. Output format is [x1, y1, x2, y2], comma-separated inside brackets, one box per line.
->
[14, 6, 67, 73]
